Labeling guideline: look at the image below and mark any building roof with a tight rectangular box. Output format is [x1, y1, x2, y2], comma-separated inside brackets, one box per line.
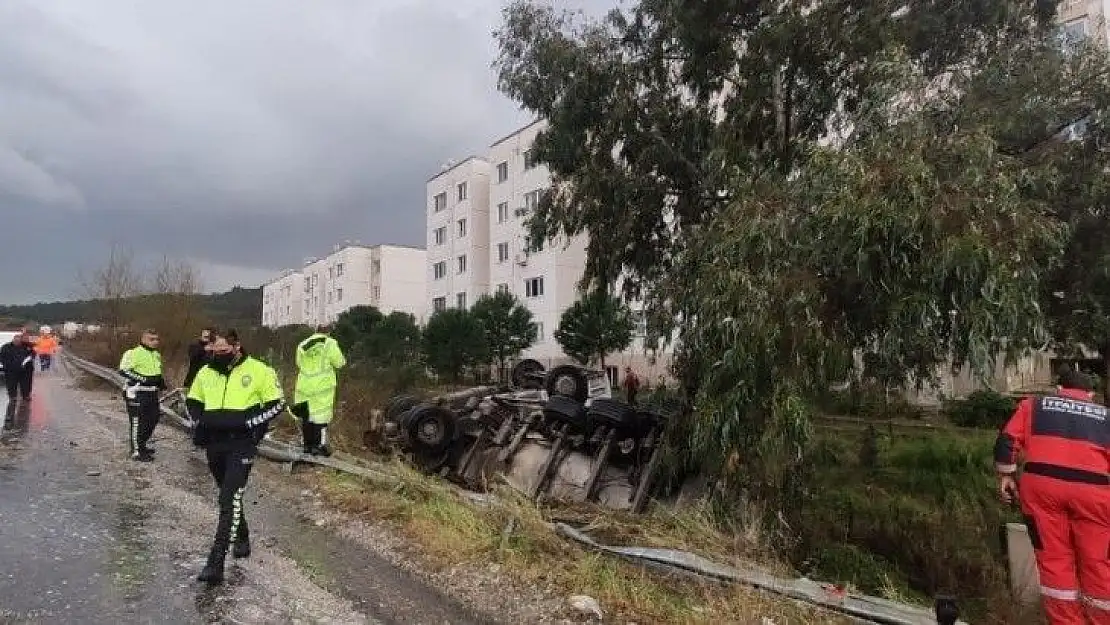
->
[489, 118, 546, 148]
[425, 155, 487, 183]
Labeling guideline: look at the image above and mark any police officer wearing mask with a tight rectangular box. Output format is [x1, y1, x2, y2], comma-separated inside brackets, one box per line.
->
[117, 329, 166, 462]
[185, 332, 285, 585]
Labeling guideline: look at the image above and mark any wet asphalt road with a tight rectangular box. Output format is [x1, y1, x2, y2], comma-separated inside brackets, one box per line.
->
[0, 366, 491, 625]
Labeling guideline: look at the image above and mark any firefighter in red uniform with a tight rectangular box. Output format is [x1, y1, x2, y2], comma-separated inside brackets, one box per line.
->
[995, 368, 1110, 624]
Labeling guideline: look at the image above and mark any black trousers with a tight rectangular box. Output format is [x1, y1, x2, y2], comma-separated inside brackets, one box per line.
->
[292, 402, 328, 449]
[125, 392, 160, 454]
[5, 372, 31, 400]
[205, 439, 255, 552]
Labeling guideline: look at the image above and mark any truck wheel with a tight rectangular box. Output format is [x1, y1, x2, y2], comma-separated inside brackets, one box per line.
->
[386, 395, 420, 424]
[545, 365, 589, 403]
[511, 359, 546, 389]
[405, 405, 456, 454]
[542, 394, 590, 433]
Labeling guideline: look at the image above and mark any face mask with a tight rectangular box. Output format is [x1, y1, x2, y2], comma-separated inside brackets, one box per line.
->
[211, 353, 236, 372]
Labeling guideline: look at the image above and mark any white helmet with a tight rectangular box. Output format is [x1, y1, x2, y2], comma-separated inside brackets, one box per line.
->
[39, 325, 52, 335]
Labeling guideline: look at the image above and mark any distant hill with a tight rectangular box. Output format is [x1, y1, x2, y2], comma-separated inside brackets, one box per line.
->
[0, 287, 262, 329]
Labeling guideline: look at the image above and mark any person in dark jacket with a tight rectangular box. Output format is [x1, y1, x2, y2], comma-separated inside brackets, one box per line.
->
[183, 328, 216, 390]
[0, 332, 36, 402]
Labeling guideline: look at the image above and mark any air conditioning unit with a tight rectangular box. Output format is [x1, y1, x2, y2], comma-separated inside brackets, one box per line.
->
[514, 207, 528, 217]
[515, 253, 529, 266]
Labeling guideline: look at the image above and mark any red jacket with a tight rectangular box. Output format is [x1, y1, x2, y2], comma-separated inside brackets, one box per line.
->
[995, 388, 1110, 483]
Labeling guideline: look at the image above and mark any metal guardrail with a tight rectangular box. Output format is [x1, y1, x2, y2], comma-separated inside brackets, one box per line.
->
[60, 350, 967, 625]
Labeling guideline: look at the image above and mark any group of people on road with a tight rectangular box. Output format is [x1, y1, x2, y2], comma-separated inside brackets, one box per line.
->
[0, 327, 61, 403]
[115, 325, 346, 585]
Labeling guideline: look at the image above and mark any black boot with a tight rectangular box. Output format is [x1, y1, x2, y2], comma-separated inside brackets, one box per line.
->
[196, 547, 226, 585]
[232, 536, 251, 559]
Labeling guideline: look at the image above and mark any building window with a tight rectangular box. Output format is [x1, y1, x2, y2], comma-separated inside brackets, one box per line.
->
[433, 192, 447, 212]
[457, 218, 467, 238]
[433, 297, 447, 312]
[336, 263, 344, 276]
[327, 292, 333, 304]
[530, 237, 544, 253]
[523, 149, 537, 170]
[457, 254, 467, 274]
[433, 261, 447, 280]
[457, 292, 467, 309]
[632, 310, 646, 337]
[304, 278, 311, 292]
[1060, 17, 1088, 51]
[524, 189, 543, 212]
[336, 288, 343, 302]
[457, 181, 468, 202]
[328, 267, 334, 279]
[525, 276, 544, 298]
[497, 202, 509, 224]
[372, 259, 381, 274]
[497, 242, 510, 263]
[372, 286, 380, 300]
[434, 226, 446, 245]
[536, 322, 544, 342]
[497, 161, 509, 183]
[497, 283, 509, 294]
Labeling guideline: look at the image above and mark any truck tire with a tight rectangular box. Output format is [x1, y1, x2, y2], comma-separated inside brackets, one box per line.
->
[586, 398, 638, 434]
[545, 365, 589, 403]
[403, 405, 456, 454]
[542, 394, 590, 433]
[511, 359, 546, 389]
[386, 395, 420, 424]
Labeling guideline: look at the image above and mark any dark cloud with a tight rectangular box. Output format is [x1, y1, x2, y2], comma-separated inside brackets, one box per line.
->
[0, 0, 618, 304]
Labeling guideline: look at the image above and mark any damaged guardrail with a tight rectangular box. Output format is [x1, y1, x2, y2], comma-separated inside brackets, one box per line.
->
[62, 350, 967, 625]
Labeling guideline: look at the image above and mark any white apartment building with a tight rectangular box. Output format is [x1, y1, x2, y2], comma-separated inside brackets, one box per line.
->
[261, 269, 303, 328]
[426, 157, 492, 315]
[426, 121, 672, 384]
[1058, 0, 1110, 46]
[262, 243, 427, 328]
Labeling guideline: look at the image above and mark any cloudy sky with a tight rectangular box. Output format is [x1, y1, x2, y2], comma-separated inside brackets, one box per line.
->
[0, 0, 609, 304]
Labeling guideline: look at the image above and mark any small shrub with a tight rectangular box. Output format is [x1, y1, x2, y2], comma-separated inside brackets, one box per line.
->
[858, 425, 880, 469]
[944, 390, 1017, 429]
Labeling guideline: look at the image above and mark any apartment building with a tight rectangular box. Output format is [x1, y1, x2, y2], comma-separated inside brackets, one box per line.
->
[425, 121, 671, 383]
[262, 243, 426, 328]
[1058, 0, 1109, 46]
[426, 157, 492, 315]
[261, 269, 303, 328]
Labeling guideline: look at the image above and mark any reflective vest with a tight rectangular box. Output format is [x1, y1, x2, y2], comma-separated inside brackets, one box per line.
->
[34, 336, 58, 355]
[187, 357, 285, 431]
[293, 333, 346, 424]
[996, 388, 1110, 483]
[118, 345, 165, 394]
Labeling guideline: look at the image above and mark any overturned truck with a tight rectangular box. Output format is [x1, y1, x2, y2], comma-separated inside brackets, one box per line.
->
[382, 360, 669, 512]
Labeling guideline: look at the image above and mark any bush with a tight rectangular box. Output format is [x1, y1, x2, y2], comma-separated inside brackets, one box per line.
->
[944, 390, 1017, 429]
[794, 429, 1015, 618]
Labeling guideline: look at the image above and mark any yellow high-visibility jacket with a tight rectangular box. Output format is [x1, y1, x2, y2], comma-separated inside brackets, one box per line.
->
[293, 333, 346, 424]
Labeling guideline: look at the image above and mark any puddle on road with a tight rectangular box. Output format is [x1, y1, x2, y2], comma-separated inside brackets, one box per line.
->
[107, 499, 155, 604]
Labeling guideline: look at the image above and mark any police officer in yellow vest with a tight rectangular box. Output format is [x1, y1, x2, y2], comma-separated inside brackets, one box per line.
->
[117, 329, 166, 462]
[186, 333, 286, 585]
[292, 325, 346, 456]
